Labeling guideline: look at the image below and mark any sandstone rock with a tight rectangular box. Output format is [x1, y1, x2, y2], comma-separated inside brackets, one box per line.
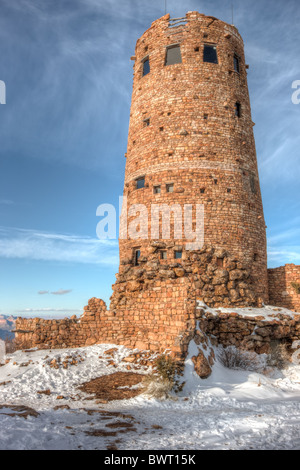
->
[229, 269, 245, 281]
[212, 269, 229, 285]
[174, 267, 186, 278]
[191, 350, 212, 379]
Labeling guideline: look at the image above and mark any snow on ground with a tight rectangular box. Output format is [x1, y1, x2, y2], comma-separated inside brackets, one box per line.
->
[196, 302, 298, 320]
[0, 340, 300, 450]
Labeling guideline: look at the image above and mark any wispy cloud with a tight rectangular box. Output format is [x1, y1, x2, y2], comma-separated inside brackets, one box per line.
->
[51, 289, 72, 296]
[18, 308, 81, 313]
[0, 226, 118, 265]
[0, 199, 14, 205]
[38, 290, 49, 295]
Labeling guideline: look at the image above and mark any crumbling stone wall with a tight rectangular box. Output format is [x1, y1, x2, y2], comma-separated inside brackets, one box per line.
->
[268, 265, 300, 312]
[196, 307, 300, 355]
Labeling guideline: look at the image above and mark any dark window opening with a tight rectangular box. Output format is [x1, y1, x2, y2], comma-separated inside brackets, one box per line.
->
[136, 177, 145, 190]
[134, 249, 141, 266]
[203, 45, 218, 64]
[235, 102, 241, 117]
[250, 175, 257, 194]
[204, 114, 208, 120]
[200, 188, 205, 194]
[194, 46, 200, 52]
[159, 126, 164, 132]
[160, 251, 167, 260]
[165, 45, 182, 66]
[174, 250, 182, 259]
[143, 118, 150, 127]
[253, 253, 258, 262]
[227, 188, 231, 193]
[234, 54, 240, 73]
[142, 58, 150, 76]
[214, 179, 218, 185]
[153, 185, 161, 194]
[166, 183, 174, 193]
[217, 258, 224, 267]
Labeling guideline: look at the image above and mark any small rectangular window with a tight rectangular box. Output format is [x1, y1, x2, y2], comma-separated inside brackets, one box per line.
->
[160, 251, 167, 260]
[250, 175, 257, 194]
[165, 45, 182, 66]
[203, 45, 218, 64]
[166, 183, 174, 193]
[200, 188, 205, 194]
[143, 118, 150, 127]
[134, 249, 141, 266]
[234, 54, 240, 73]
[253, 253, 258, 262]
[217, 258, 224, 267]
[142, 58, 150, 76]
[235, 102, 241, 117]
[153, 185, 161, 194]
[136, 177, 145, 189]
[174, 250, 182, 259]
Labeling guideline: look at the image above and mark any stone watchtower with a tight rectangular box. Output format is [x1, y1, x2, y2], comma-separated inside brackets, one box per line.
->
[110, 12, 268, 353]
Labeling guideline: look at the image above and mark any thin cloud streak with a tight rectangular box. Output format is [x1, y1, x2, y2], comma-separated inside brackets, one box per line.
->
[0, 226, 118, 266]
[51, 289, 72, 296]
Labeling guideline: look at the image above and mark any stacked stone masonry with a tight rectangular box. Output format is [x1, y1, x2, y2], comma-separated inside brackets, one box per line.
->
[120, 11, 268, 304]
[13, 13, 300, 358]
[268, 265, 300, 313]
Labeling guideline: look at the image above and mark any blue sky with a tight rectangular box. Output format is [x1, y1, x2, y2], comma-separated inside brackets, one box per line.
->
[0, 0, 299, 317]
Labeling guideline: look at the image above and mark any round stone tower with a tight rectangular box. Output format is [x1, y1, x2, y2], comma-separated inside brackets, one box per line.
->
[112, 11, 268, 324]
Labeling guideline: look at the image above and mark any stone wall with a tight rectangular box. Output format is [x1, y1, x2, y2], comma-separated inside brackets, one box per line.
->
[120, 11, 268, 304]
[196, 306, 300, 354]
[268, 264, 300, 312]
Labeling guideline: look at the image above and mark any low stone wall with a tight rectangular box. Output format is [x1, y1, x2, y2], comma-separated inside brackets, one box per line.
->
[15, 292, 195, 358]
[15, 299, 114, 350]
[268, 264, 300, 312]
[196, 306, 300, 354]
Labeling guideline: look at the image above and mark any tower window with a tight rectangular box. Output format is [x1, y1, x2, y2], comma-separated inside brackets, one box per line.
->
[250, 175, 257, 194]
[136, 177, 145, 189]
[166, 183, 174, 193]
[174, 250, 182, 259]
[153, 185, 161, 194]
[253, 253, 258, 262]
[203, 45, 218, 64]
[143, 118, 150, 127]
[165, 45, 182, 66]
[217, 258, 224, 267]
[235, 102, 241, 117]
[134, 249, 141, 266]
[142, 57, 150, 76]
[234, 54, 240, 73]
[160, 250, 167, 260]
[204, 114, 208, 120]
[200, 188, 205, 194]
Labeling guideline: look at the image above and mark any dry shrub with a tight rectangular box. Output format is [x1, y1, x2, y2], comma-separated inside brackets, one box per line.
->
[267, 341, 290, 370]
[5, 337, 17, 354]
[144, 355, 176, 399]
[218, 346, 261, 372]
